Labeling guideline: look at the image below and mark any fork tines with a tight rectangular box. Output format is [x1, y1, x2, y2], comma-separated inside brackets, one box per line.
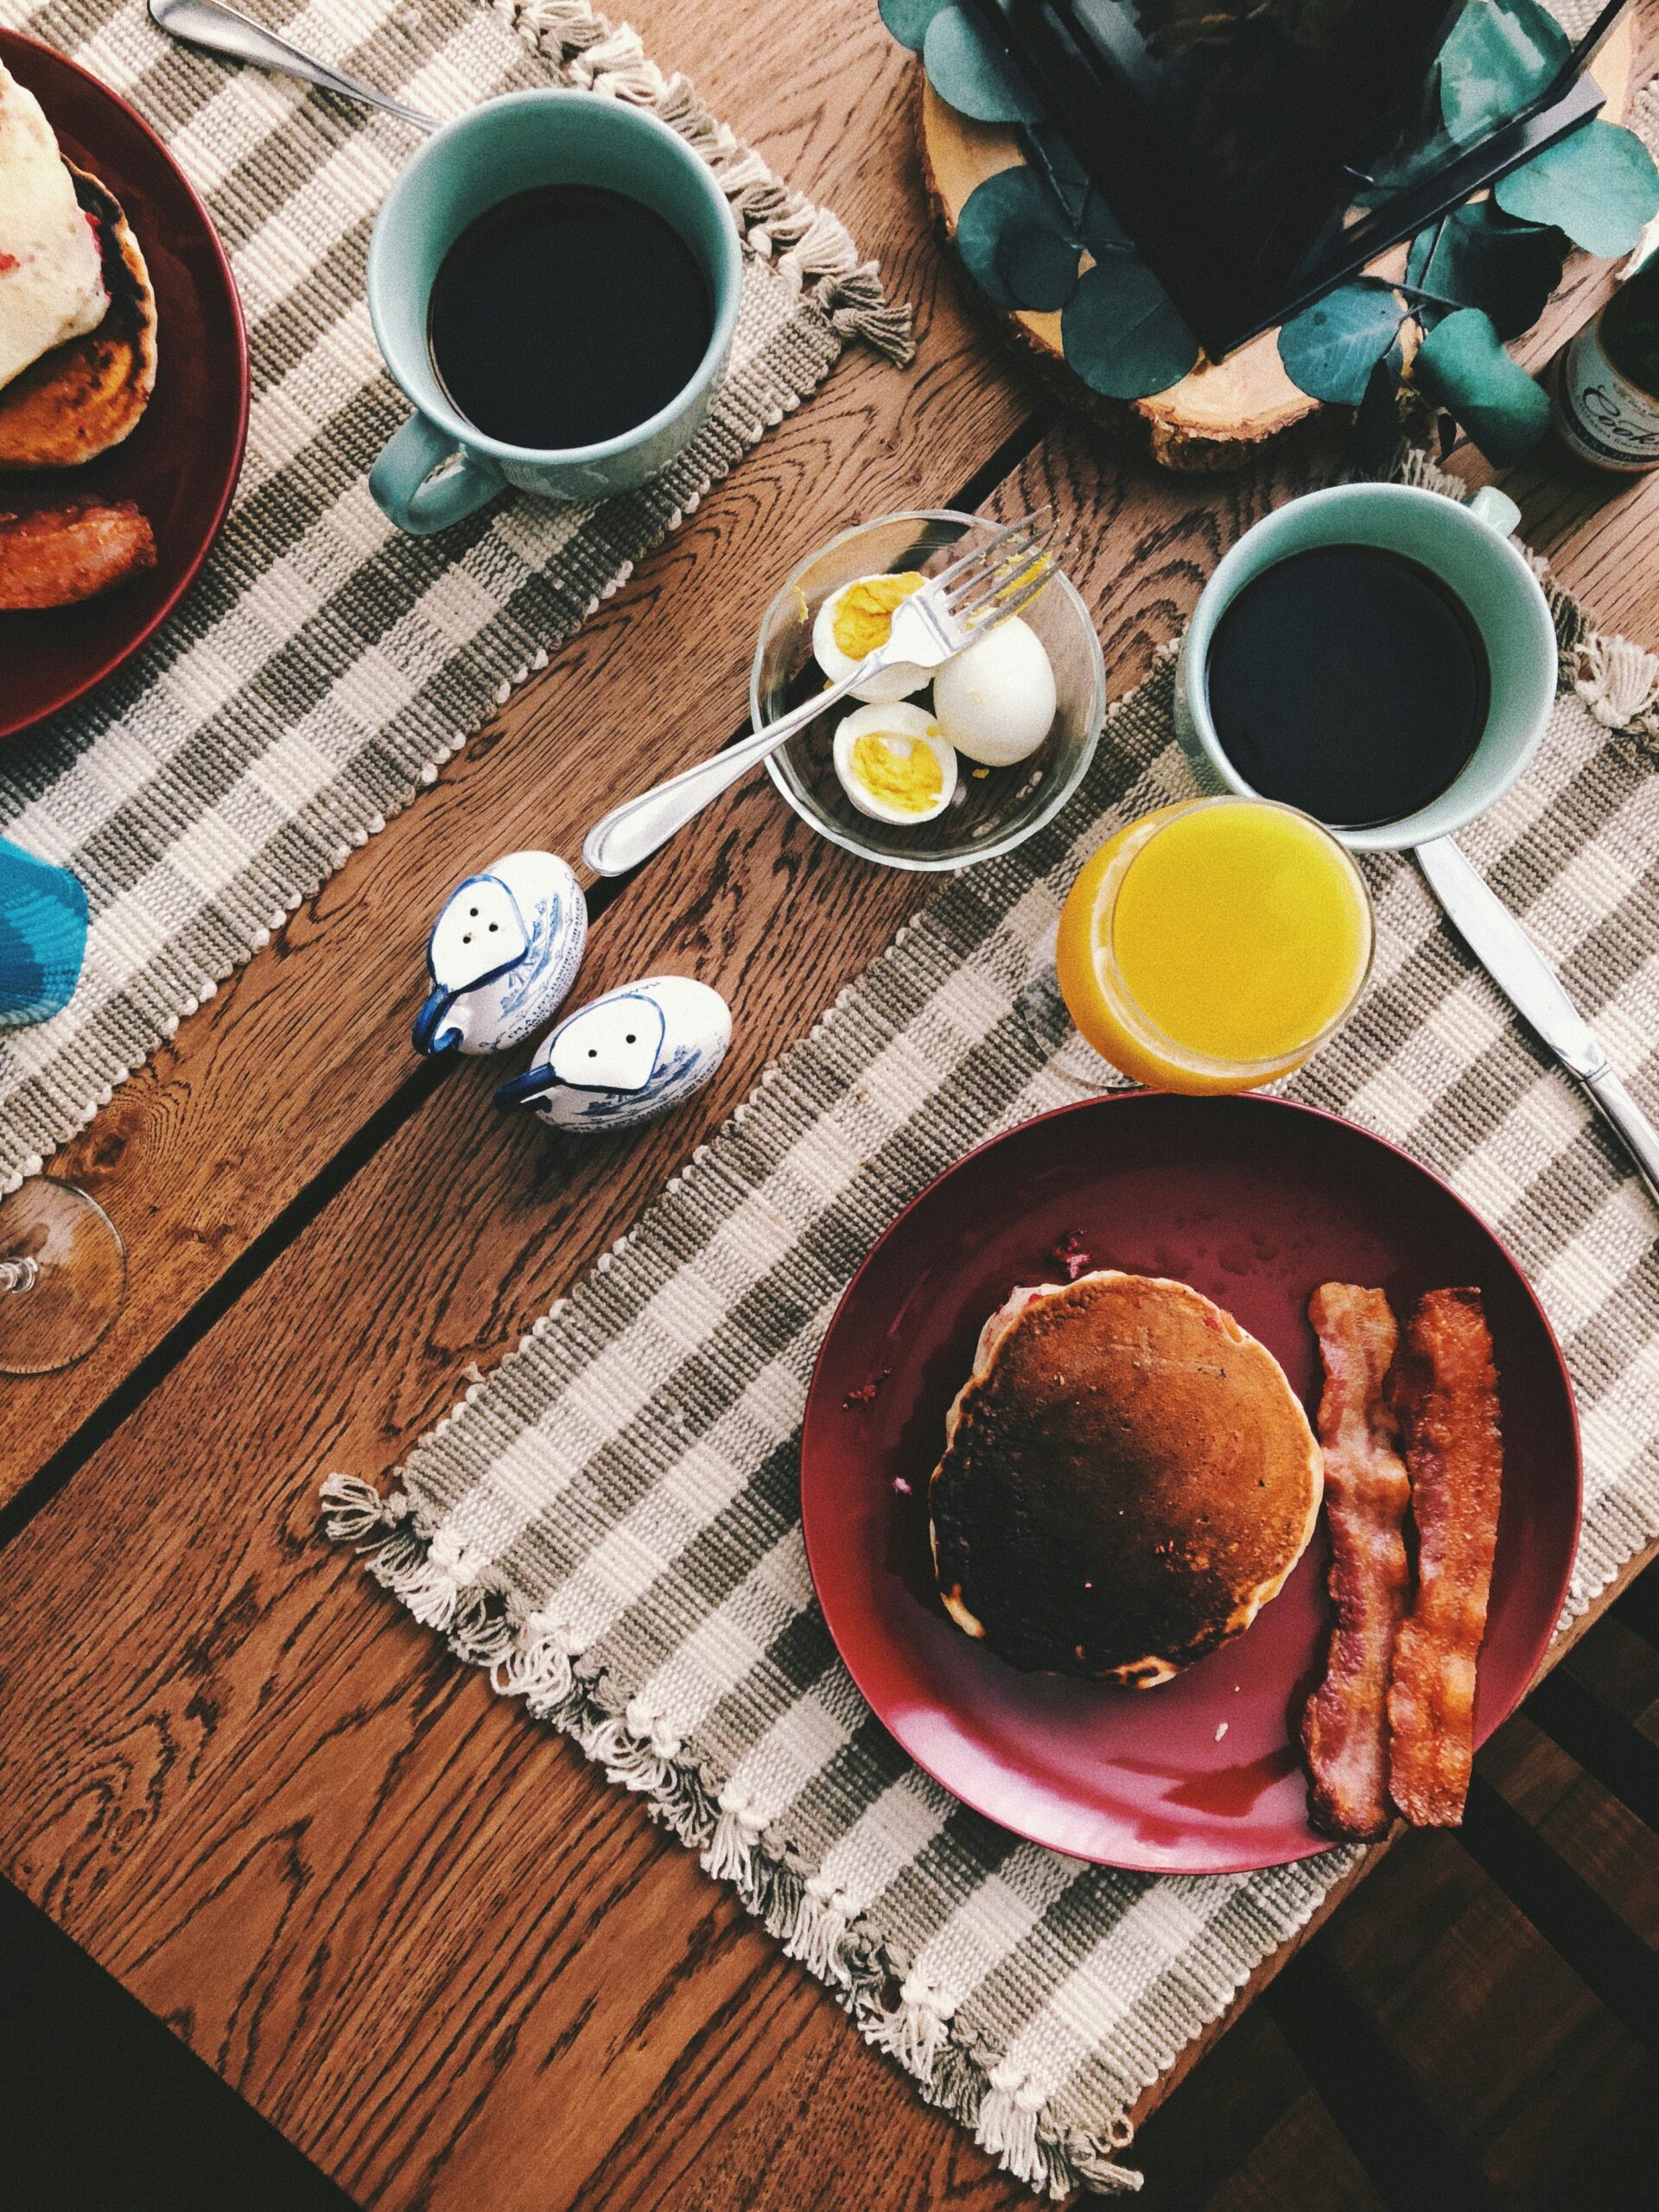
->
[942, 509, 1059, 629]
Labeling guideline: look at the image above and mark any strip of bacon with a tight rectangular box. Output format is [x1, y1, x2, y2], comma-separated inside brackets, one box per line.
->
[1300, 1284, 1411, 1840]
[1387, 1287, 1503, 1827]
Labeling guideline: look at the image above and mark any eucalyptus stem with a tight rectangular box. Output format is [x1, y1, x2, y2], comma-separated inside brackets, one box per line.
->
[1351, 271, 1464, 317]
[1394, 280, 1466, 315]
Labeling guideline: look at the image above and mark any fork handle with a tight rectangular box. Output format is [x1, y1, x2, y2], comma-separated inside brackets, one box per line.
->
[582, 661, 873, 877]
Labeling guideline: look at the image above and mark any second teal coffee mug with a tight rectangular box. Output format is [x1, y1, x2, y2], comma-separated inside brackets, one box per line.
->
[1173, 483, 1559, 851]
[367, 90, 741, 531]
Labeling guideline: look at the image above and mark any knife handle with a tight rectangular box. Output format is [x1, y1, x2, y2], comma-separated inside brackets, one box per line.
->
[1582, 1064, 1659, 1214]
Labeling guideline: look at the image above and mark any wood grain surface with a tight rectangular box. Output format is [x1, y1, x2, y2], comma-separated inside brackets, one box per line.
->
[3, 1, 1658, 2206]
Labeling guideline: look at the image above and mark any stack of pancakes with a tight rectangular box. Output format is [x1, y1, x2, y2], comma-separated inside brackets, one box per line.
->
[930, 1270, 1322, 1684]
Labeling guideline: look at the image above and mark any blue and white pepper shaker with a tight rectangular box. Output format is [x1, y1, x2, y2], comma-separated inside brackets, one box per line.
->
[496, 976, 731, 1132]
[413, 850, 586, 1056]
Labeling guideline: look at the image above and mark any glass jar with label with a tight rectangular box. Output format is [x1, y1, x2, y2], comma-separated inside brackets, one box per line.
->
[1553, 249, 1659, 472]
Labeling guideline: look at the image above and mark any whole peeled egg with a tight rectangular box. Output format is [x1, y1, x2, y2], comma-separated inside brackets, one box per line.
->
[812, 572, 931, 702]
[932, 616, 1057, 767]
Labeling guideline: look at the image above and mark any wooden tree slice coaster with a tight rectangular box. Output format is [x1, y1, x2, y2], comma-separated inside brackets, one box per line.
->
[919, 18, 1631, 473]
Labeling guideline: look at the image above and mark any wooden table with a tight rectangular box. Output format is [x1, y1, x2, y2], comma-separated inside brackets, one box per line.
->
[3, 6, 1658, 2204]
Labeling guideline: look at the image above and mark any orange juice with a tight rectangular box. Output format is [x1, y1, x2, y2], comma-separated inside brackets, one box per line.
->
[1055, 798, 1373, 1094]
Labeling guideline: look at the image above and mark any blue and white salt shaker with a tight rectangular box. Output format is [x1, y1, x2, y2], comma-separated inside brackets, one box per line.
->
[495, 976, 731, 1132]
[412, 850, 586, 1056]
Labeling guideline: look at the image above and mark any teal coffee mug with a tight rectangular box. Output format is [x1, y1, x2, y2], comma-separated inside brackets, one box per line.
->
[1173, 483, 1559, 850]
[367, 90, 741, 532]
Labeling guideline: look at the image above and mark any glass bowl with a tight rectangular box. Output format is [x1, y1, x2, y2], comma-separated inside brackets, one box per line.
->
[751, 511, 1105, 872]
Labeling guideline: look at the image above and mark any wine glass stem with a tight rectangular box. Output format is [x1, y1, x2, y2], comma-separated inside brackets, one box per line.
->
[1, 1256, 38, 1296]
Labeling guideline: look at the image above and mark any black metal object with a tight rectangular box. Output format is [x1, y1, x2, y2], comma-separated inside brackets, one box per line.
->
[966, 0, 1624, 359]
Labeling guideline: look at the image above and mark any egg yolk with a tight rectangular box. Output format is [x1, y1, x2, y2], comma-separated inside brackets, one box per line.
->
[849, 729, 944, 814]
[832, 572, 924, 659]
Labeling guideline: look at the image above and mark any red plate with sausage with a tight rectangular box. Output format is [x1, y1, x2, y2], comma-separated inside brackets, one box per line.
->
[1, 29, 247, 741]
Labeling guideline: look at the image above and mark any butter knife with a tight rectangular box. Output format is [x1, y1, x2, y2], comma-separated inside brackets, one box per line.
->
[1415, 836, 1659, 1211]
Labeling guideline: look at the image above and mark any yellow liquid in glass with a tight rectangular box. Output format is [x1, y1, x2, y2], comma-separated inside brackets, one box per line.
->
[1055, 799, 1372, 1094]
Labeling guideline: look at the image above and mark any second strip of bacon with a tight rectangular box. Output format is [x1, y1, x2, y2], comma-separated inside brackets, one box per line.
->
[1388, 1287, 1504, 1827]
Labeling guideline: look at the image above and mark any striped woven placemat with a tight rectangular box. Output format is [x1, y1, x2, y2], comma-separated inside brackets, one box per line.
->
[0, 0, 909, 1192]
[326, 457, 1659, 2196]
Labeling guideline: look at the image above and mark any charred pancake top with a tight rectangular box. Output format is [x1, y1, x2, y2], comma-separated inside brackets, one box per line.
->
[929, 1270, 1322, 1684]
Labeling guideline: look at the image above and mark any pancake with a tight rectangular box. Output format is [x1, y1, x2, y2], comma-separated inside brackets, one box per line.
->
[929, 1270, 1323, 1684]
[0, 163, 157, 469]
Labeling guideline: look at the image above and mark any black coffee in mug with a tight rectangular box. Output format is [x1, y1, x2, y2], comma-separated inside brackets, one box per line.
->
[428, 183, 714, 451]
[1204, 544, 1491, 830]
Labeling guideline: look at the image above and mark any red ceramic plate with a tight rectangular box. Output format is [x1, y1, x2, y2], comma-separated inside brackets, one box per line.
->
[801, 1093, 1580, 1873]
[0, 29, 248, 741]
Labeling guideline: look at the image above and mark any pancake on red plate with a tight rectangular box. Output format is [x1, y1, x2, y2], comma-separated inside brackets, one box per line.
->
[929, 1270, 1323, 1684]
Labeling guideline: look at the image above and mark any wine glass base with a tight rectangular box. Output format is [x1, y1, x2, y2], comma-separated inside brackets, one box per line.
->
[0, 1178, 126, 1376]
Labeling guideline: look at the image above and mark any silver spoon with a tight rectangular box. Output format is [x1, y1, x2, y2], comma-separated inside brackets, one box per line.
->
[148, 0, 438, 132]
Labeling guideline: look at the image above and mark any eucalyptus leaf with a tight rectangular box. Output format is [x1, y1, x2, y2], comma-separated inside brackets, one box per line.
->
[1414, 307, 1550, 465]
[1406, 200, 1566, 336]
[923, 5, 1044, 124]
[1439, 0, 1569, 145]
[1000, 223, 1081, 310]
[1061, 257, 1198, 399]
[878, 0, 953, 51]
[1352, 349, 1405, 480]
[1277, 284, 1405, 405]
[1495, 120, 1659, 258]
[957, 167, 1070, 308]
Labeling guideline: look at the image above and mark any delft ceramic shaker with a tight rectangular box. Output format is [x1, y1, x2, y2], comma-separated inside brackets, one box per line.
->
[412, 850, 586, 1056]
[496, 976, 731, 1133]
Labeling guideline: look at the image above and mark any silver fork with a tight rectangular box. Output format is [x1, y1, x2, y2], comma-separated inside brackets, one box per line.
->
[582, 512, 1058, 876]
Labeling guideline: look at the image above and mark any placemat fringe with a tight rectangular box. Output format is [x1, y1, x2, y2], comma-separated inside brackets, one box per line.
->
[1, 0, 918, 1198]
[318, 459, 1654, 2202]
[320, 1472, 1143, 2195]
[502, 0, 916, 361]
[1573, 627, 1659, 747]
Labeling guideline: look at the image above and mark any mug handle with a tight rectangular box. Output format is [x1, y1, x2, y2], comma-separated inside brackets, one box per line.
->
[370, 413, 502, 536]
[1466, 486, 1522, 541]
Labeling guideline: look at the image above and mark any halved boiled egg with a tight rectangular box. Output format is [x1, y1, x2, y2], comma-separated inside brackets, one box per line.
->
[832, 702, 958, 824]
[931, 615, 1057, 767]
[813, 571, 931, 702]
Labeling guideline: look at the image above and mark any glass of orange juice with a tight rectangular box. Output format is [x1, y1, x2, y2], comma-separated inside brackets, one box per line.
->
[1054, 796, 1374, 1095]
